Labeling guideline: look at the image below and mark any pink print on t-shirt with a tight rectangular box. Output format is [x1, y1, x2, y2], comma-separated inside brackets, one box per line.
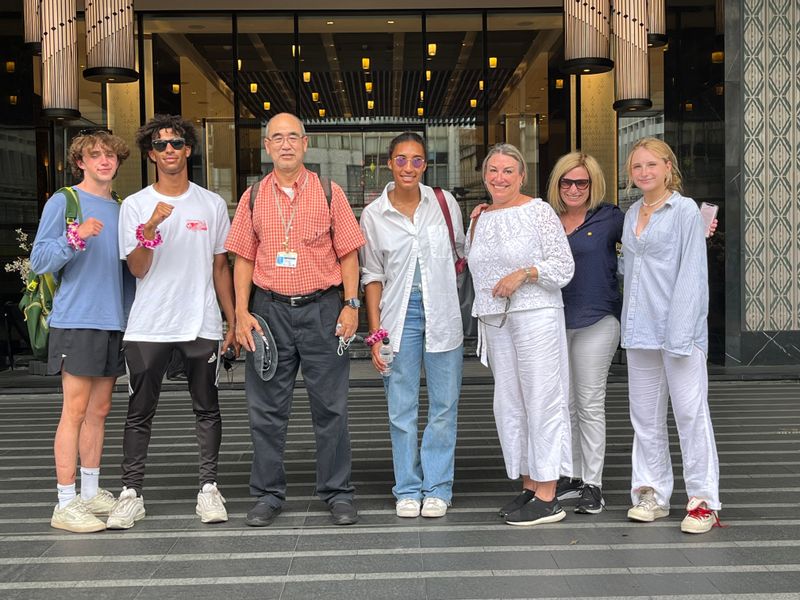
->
[186, 220, 208, 231]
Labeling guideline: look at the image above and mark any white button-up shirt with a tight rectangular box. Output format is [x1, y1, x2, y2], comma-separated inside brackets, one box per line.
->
[359, 182, 465, 353]
[620, 192, 709, 356]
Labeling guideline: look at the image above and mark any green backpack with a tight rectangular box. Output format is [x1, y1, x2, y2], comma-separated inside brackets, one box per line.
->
[19, 187, 83, 361]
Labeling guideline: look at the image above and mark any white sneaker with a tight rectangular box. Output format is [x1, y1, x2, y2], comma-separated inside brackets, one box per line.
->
[627, 486, 670, 522]
[80, 488, 116, 517]
[680, 497, 720, 534]
[51, 497, 106, 533]
[395, 498, 421, 518]
[421, 497, 448, 518]
[106, 487, 145, 530]
[196, 482, 228, 523]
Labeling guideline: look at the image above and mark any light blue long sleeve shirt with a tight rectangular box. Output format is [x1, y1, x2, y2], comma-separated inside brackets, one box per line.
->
[619, 192, 709, 356]
[29, 188, 127, 331]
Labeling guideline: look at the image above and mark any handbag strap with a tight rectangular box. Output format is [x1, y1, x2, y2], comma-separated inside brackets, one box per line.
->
[433, 187, 458, 257]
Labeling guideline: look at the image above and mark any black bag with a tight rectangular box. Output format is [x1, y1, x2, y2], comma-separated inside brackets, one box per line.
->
[433, 187, 476, 337]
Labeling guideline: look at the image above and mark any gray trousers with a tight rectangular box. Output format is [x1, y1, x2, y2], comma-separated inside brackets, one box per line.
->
[247, 287, 354, 507]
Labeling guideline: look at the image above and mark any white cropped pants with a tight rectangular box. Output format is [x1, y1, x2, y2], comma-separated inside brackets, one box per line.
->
[484, 307, 572, 483]
[626, 346, 721, 510]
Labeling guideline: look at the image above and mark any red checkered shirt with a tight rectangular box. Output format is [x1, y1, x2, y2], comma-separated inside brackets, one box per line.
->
[226, 168, 365, 296]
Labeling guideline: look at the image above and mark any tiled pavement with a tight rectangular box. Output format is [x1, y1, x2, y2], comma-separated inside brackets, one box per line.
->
[1, 364, 800, 599]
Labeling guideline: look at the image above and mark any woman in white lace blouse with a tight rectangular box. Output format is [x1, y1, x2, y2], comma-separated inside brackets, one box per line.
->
[466, 143, 575, 526]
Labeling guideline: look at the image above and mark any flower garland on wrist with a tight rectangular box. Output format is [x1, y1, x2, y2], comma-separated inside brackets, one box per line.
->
[365, 328, 388, 347]
[66, 222, 86, 251]
[135, 223, 163, 249]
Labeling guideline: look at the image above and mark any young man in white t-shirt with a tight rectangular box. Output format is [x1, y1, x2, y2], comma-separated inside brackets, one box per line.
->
[106, 115, 237, 530]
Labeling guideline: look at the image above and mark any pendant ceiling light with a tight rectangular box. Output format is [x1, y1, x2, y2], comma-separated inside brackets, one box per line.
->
[24, 0, 41, 53]
[41, 0, 80, 119]
[612, 0, 652, 111]
[562, 0, 613, 74]
[647, 0, 667, 47]
[83, 0, 138, 82]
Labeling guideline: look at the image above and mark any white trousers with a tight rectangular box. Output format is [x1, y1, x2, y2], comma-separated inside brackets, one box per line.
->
[627, 346, 721, 510]
[485, 307, 572, 482]
[566, 315, 620, 486]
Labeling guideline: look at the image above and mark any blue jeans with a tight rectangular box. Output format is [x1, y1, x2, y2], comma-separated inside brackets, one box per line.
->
[384, 289, 463, 503]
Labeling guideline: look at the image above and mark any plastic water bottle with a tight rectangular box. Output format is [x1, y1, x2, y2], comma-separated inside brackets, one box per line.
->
[379, 337, 394, 376]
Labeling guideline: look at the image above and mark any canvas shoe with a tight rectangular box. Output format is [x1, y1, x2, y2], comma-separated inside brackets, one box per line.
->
[80, 488, 116, 517]
[106, 487, 146, 529]
[574, 484, 605, 515]
[51, 497, 106, 533]
[395, 498, 421, 518]
[556, 476, 584, 501]
[627, 486, 669, 522]
[680, 497, 720, 534]
[505, 497, 566, 526]
[421, 497, 448, 518]
[196, 482, 228, 523]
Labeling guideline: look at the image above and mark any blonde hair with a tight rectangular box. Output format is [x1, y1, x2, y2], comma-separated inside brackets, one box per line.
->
[68, 131, 130, 179]
[546, 152, 606, 214]
[625, 137, 683, 193]
[482, 143, 527, 186]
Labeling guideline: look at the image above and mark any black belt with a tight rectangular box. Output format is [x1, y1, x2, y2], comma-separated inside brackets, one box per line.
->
[262, 286, 339, 307]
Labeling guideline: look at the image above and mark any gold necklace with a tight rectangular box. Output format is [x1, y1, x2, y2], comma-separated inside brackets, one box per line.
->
[642, 189, 671, 207]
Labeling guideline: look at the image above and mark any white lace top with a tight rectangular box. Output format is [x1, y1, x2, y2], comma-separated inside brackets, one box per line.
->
[466, 198, 575, 317]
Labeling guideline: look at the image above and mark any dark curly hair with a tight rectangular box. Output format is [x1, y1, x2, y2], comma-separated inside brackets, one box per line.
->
[135, 114, 198, 155]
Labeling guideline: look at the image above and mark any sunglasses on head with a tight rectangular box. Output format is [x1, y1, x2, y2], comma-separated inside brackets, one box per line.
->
[559, 177, 591, 191]
[392, 155, 425, 169]
[151, 138, 186, 152]
[78, 127, 112, 136]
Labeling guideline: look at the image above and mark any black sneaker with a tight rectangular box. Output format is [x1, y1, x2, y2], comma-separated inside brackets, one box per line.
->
[505, 497, 566, 526]
[329, 501, 359, 526]
[556, 476, 584, 501]
[245, 500, 281, 527]
[574, 484, 605, 514]
[498, 489, 535, 517]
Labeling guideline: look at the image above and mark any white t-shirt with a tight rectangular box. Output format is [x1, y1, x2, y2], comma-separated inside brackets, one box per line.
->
[119, 182, 231, 342]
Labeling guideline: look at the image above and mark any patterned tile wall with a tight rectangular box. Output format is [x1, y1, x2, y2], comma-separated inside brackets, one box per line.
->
[742, 0, 800, 331]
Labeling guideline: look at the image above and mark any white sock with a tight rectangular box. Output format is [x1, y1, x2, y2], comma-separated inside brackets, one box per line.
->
[201, 482, 216, 493]
[80, 467, 100, 500]
[57, 483, 76, 509]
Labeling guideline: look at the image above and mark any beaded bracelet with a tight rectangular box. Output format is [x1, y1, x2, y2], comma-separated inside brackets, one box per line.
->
[365, 328, 389, 347]
[66, 222, 86, 251]
[135, 223, 163, 249]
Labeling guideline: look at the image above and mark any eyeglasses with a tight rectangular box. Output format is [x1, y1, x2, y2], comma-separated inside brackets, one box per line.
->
[78, 127, 112, 136]
[559, 177, 591, 191]
[392, 156, 425, 169]
[478, 297, 511, 328]
[267, 134, 304, 146]
[151, 138, 186, 152]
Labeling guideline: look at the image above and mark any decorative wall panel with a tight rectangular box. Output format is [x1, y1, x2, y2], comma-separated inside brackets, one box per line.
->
[742, 0, 800, 331]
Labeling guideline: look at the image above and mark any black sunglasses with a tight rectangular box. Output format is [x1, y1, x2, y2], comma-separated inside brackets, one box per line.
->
[151, 138, 186, 152]
[559, 177, 591, 191]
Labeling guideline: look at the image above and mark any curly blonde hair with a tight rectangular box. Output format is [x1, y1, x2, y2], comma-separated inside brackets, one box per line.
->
[68, 130, 130, 179]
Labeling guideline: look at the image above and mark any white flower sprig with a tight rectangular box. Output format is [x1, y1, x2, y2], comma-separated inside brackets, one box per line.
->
[4, 228, 32, 285]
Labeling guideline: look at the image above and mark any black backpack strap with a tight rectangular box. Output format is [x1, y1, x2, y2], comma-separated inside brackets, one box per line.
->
[320, 176, 332, 208]
[249, 179, 262, 212]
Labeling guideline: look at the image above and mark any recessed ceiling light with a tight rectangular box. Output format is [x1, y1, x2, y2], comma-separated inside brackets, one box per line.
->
[387, 20, 395, 24]
[326, 21, 334, 25]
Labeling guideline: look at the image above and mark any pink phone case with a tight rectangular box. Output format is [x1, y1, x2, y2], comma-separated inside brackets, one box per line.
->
[700, 202, 718, 237]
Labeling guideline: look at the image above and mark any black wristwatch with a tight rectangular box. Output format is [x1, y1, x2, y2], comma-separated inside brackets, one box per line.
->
[345, 297, 361, 310]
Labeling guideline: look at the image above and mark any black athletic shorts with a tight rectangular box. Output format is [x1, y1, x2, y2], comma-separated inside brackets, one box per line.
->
[47, 328, 125, 377]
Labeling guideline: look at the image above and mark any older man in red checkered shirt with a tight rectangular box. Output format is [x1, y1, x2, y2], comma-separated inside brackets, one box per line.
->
[226, 112, 365, 527]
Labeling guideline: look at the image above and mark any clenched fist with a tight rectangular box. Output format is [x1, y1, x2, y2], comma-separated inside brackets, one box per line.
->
[142, 202, 174, 240]
[76, 217, 103, 241]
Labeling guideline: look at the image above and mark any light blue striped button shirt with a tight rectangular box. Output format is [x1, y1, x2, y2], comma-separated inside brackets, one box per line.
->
[619, 192, 709, 356]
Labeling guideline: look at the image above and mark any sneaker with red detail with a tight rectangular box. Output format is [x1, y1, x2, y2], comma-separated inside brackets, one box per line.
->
[680, 497, 720, 534]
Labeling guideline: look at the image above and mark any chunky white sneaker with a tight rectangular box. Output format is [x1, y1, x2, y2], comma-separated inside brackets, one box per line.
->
[680, 497, 720, 534]
[196, 482, 228, 523]
[80, 488, 116, 517]
[106, 487, 145, 530]
[395, 498, 421, 518]
[421, 497, 448, 518]
[51, 497, 106, 533]
[627, 487, 670, 522]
